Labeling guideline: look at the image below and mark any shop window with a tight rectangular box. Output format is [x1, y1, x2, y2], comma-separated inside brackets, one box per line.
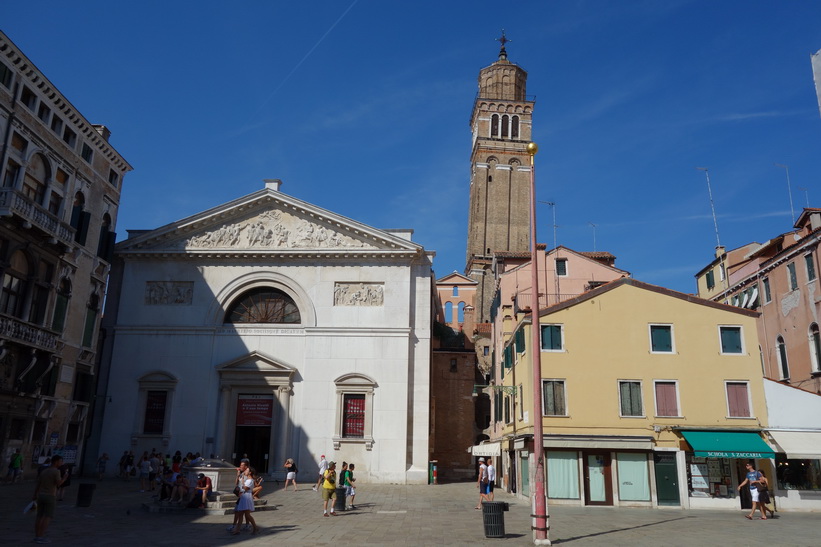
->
[719, 326, 743, 354]
[761, 277, 771, 303]
[725, 381, 751, 417]
[542, 379, 566, 416]
[333, 373, 375, 449]
[787, 262, 798, 291]
[616, 453, 650, 501]
[225, 287, 301, 324]
[686, 455, 734, 498]
[619, 380, 643, 417]
[649, 324, 674, 353]
[546, 451, 580, 499]
[806, 254, 816, 282]
[541, 324, 563, 351]
[775, 455, 821, 490]
[654, 381, 679, 417]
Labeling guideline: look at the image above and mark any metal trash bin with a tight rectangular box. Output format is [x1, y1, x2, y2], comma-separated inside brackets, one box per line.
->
[333, 487, 347, 512]
[481, 501, 509, 538]
[76, 483, 96, 507]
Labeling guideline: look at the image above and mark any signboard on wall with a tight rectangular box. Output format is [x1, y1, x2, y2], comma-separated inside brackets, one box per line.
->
[236, 395, 273, 426]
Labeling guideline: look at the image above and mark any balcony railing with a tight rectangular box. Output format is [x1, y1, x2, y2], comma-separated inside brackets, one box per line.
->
[514, 292, 582, 312]
[0, 315, 59, 352]
[0, 188, 74, 246]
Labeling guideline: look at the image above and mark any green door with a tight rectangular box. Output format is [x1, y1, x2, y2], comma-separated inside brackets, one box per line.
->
[653, 452, 680, 505]
[520, 453, 530, 497]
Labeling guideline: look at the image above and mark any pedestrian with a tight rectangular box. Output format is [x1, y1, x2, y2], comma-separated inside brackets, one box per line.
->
[230, 467, 259, 535]
[475, 457, 489, 509]
[758, 470, 776, 518]
[322, 461, 338, 517]
[96, 453, 109, 480]
[56, 463, 71, 501]
[228, 458, 251, 531]
[737, 461, 767, 520]
[32, 454, 68, 544]
[345, 463, 357, 510]
[5, 448, 23, 483]
[486, 458, 496, 502]
[149, 452, 161, 490]
[313, 454, 328, 492]
[118, 451, 129, 479]
[283, 458, 298, 491]
[138, 454, 151, 492]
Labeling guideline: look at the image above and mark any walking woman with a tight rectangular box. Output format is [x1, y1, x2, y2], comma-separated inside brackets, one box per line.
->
[230, 467, 259, 535]
[283, 458, 298, 491]
[737, 461, 767, 520]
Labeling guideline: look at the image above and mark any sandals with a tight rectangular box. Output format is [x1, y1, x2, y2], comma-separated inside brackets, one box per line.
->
[745, 515, 753, 520]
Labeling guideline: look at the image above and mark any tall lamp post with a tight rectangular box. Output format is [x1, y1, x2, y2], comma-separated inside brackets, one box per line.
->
[527, 142, 549, 545]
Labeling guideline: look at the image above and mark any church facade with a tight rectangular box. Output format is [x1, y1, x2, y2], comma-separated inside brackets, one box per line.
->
[95, 179, 433, 483]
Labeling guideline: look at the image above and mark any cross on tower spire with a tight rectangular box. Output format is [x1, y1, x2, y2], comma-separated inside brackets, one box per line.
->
[497, 30, 510, 61]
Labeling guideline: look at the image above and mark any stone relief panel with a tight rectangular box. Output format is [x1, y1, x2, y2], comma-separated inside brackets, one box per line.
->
[333, 282, 384, 306]
[182, 210, 376, 250]
[145, 281, 194, 305]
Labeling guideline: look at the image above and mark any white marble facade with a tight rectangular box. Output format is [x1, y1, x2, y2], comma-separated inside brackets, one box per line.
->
[97, 181, 433, 483]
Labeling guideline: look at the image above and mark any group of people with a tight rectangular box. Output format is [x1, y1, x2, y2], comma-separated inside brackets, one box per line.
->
[475, 457, 496, 509]
[228, 458, 260, 535]
[312, 454, 357, 516]
[738, 461, 776, 520]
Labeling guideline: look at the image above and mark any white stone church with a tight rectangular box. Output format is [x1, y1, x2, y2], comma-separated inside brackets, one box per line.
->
[96, 179, 433, 483]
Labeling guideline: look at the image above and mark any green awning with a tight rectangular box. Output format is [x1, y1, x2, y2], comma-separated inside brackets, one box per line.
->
[681, 430, 775, 459]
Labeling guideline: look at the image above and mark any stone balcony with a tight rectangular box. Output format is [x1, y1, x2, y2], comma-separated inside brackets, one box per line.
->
[0, 187, 74, 247]
[0, 315, 59, 352]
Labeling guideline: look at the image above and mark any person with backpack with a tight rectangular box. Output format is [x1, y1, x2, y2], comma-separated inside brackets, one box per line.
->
[344, 463, 357, 510]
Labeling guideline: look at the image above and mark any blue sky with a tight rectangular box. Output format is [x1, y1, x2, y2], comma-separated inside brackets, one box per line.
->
[5, 1, 821, 293]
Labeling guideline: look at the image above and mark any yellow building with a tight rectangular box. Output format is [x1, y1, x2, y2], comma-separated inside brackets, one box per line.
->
[492, 278, 772, 509]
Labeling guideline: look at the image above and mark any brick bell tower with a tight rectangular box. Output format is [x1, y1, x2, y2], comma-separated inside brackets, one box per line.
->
[465, 33, 535, 322]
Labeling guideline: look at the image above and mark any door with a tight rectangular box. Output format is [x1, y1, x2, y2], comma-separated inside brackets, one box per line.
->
[520, 452, 530, 497]
[233, 426, 271, 471]
[653, 452, 680, 505]
[583, 451, 612, 505]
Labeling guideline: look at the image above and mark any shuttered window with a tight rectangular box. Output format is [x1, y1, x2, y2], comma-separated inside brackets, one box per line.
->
[654, 382, 678, 417]
[543, 380, 566, 416]
[726, 382, 751, 417]
[719, 326, 742, 354]
[619, 381, 643, 417]
[541, 325, 563, 351]
[650, 325, 673, 353]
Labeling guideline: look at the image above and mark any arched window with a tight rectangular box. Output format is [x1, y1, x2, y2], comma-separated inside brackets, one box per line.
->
[776, 336, 789, 380]
[22, 153, 48, 205]
[511, 115, 520, 138]
[490, 114, 499, 137]
[1, 250, 29, 318]
[444, 301, 453, 323]
[458, 302, 465, 323]
[225, 287, 301, 324]
[452, 286, 459, 297]
[810, 324, 821, 373]
[501, 115, 509, 138]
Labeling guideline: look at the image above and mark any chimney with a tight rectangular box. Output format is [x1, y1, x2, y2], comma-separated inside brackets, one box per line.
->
[264, 179, 282, 192]
[92, 124, 111, 142]
[715, 245, 725, 258]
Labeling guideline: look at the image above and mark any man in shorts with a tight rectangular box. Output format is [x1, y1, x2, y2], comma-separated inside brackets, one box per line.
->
[486, 458, 496, 502]
[33, 454, 67, 544]
[313, 454, 328, 492]
[6, 448, 22, 483]
[475, 457, 489, 509]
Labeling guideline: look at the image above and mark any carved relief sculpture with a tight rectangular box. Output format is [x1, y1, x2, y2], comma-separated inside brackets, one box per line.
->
[333, 282, 384, 306]
[183, 210, 375, 250]
[145, 281, 194, 305]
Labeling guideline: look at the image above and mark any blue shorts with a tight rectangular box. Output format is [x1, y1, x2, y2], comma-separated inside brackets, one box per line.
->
[481, 483, 491, 495]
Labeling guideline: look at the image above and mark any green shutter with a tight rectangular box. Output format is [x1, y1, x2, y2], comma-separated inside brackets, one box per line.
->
[515, 328, 525, 353]
[650, 326, 672, 352]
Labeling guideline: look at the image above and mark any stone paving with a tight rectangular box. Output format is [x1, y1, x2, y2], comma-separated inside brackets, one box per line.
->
[1, 476, 819, 545]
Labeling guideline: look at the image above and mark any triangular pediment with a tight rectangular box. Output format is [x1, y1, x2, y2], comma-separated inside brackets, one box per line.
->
[436, 271, 478, 285]
[217, 350, 296, 374]
[117, 187, 424, 256]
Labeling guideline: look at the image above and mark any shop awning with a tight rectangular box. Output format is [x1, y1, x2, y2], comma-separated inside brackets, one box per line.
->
[468, 442, 501, 457]
[681, 430, 774, 459]
[768, 431, 821, 459]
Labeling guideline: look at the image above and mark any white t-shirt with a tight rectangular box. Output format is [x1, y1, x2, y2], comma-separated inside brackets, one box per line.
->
[478, 463, 488, 482]
[318, 458, 328, 474]
[487, 464, 496, 482]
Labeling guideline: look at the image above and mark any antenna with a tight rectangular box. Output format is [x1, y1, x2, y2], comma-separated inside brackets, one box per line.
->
[588, 222, 598, 252]
[797, 187, 810, 208]
[697, 167, 729, 303]
[774, 163, 796, 223]
[539, 201, 558, 250]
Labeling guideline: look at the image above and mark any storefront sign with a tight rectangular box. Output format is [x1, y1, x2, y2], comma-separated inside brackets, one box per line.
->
[699, 451, 770, 459]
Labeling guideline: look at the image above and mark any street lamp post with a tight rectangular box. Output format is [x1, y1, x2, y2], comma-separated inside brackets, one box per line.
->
[527, 142, 549, 545]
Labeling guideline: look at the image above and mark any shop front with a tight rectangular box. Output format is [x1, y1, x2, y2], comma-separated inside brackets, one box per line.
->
[679, 430, 775, 510]
[767, 430, 821, 511]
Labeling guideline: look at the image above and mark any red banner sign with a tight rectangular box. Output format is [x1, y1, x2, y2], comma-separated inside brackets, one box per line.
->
[236, 396, 273, 426]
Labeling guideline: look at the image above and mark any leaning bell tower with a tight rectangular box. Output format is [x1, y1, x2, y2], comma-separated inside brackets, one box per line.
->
[465, 34, 535, 322]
